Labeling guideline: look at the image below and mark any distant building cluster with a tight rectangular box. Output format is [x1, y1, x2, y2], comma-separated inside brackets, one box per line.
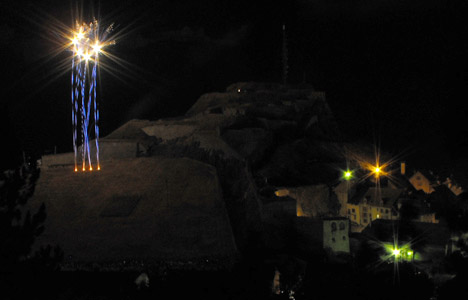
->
[333, 162, 465, 233]
[273, 159, 468, 263]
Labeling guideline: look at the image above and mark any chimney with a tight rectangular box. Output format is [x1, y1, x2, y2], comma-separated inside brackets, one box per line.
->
[401, 161, 406, 175]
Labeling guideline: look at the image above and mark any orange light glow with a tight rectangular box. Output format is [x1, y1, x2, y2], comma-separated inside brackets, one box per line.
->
[360, 161, 387, 177]
[74, 168, 78, 172]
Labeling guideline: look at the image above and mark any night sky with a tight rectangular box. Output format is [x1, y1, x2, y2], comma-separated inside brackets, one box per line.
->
[1, 0, 468, 173]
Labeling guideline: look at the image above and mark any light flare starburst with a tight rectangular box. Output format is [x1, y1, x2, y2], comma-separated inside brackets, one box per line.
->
[70, 19, 115, 172]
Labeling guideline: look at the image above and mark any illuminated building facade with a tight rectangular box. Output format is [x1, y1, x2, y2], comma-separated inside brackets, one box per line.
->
[322, 217, 350, 253]
[347, 187, 401, 232]
[408, 170, 437, 194]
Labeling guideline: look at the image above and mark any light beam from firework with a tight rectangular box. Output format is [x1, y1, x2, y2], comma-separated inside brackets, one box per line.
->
[70, 19, 115, 172]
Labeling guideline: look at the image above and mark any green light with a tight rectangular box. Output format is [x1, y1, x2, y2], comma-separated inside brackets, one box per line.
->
[392, 249, 400, 256]
[343, 170, 353, 180]
[407, 251, 413, 256]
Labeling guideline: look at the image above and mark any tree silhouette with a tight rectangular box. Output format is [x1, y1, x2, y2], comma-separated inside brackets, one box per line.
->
[0, 163, 63, 298]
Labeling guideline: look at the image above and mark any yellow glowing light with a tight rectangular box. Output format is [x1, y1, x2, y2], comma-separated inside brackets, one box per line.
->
[407, 250, 413, 256]
[275, 189, 289, 197]
[89, 167, 93, 171]
[83, 53, 91, 61]
[359, 158, 389, 179]
[372, 165, 385, 178]
[92, 42, 102, 53]
[72, 37, 78, 44]
[77, 32, 84, 40]
[392, 249, 400, 256]
[74, 168, 78, 172]
[97, 166, 101, 171]
[344, 170, 353, 180]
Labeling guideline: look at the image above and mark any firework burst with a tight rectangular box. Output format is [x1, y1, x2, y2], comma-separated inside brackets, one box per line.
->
[69, 19, 115, 172]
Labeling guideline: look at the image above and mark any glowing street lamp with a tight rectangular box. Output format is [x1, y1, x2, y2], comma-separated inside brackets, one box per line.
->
[374, 166, 382, 177]
[343, 170, 353, 180]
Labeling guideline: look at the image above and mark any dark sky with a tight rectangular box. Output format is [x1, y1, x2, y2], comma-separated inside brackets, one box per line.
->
[1, 0, 468, 173]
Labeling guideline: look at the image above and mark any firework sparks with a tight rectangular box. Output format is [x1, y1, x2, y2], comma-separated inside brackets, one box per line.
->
[70, 19, 115, 172]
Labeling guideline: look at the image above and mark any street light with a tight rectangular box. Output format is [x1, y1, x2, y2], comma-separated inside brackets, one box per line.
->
[374, 166, 382, 177]
[343, 170, 353, 180]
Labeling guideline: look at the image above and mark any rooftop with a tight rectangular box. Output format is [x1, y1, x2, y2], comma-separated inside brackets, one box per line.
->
[349, 185, 403, 208]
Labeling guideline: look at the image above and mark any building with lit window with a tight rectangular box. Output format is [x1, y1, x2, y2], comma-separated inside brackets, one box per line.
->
[408, 169, 464, 196]
[408, 170, 438, 194]
[295, 217, 350, 255]
[322, 217, 350, 253]
[347, 186, 402, 232]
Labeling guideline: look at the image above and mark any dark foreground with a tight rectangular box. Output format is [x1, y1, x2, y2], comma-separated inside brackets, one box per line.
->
[2, 253, 468, 300]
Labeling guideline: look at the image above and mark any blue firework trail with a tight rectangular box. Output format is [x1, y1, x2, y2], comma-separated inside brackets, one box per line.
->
[92, 59, 100, 169]
[71, 52, 77, 169]
[70, 19, 113, 172]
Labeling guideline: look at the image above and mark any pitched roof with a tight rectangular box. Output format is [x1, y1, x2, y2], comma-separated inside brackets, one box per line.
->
[349, 185, 402, 208]
[411, 169, 439, 184]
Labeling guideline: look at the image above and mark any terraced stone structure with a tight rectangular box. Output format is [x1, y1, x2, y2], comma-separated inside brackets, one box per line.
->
[31, 82, 343, 270]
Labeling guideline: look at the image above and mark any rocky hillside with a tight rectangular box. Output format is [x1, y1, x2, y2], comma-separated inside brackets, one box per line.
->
[32, 82, 346, 269]
[139, 82, 345, 247]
